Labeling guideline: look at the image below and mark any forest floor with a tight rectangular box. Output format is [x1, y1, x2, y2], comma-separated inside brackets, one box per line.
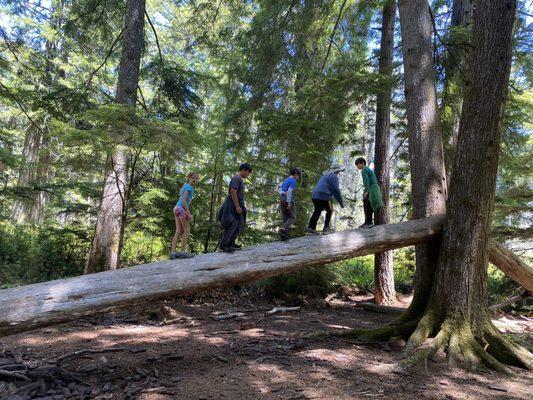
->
[0, 290, 531, 400]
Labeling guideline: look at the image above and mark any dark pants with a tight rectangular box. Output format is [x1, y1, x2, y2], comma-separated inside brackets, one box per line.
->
[363, 197, 374, 225]
[280, 203, 296, 231]
[308, 199, 333, 230]
[220, 213, 244, 247]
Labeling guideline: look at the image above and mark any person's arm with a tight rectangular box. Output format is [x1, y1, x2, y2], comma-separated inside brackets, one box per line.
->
[230, 188, 242, 214]
[285, 180, 295, 209]
[330, 174, 345, 208]
[181, 190, 191, 216]
[362, 169, 370, 200]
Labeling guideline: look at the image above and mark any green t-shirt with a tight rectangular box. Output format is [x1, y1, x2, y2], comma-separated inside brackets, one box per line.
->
[361, 166, 378, 191]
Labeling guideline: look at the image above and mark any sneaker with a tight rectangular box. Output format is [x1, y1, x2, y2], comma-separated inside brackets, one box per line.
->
[170, 252, 179, 260]
[178, 252, 195, 259]
[279, 230, 290, 241]
[322, 228, 335, 235]
[219, 246, 235, 253]
[359, 223, 374, 229]
[305, 228, 320, 236]
[230, 244, 242, 250]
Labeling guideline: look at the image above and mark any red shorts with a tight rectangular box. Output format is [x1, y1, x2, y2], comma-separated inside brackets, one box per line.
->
[173, 206, 190, 220]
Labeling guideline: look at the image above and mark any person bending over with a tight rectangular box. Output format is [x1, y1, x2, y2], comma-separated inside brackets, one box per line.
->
[306, 164, 345, 235]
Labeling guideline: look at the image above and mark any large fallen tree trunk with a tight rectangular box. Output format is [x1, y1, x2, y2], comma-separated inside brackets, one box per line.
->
[488, 239, 533, 293]
[0, 215, 530, 337]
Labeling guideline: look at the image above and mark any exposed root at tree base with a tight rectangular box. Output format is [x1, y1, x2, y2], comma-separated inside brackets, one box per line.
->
[313, 319, 419, 342]
[399, 317, 533, 374]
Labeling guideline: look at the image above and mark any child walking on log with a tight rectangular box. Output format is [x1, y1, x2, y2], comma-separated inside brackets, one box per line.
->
[170, 172, 199, 259]
[306, 164, 345, 235]
[355, 158, 382, 228]
[218, 163, 253, 253]
[279, 167, 301, 241]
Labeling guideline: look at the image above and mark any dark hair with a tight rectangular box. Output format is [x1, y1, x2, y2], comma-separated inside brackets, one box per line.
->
[355, 157, 367, 166]
[239, 163, 253, 172]
[289, 167, 301, 176]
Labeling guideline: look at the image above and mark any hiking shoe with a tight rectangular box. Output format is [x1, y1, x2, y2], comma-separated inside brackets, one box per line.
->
[230, 244, 242, 250]
[305, 228, 320, 236]
[359, 223, 374, 228]
[178, 252, 195, 259]
[170, 252, 179, 260]
[322, 228, 335, 235]
[279, 230, 290, 241]
[219, 246, 235, 253]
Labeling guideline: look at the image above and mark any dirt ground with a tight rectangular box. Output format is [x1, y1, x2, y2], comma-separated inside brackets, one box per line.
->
[0, 292, 531, 400]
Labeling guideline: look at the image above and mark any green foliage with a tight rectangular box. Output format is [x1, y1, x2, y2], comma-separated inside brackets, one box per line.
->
[0, 220, 88, 286]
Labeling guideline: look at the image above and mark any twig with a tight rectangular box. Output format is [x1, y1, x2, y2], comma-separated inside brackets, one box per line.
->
[0, 369, 31, 381]
[145, 11, 164, 68]
[0, 80, 47, 137]
[265, 306, 301, 315]
[322, 0, 349, 72]
[56, 347, 125, 364]
[83, 28, 124, 87]
[490, 289, 530, 310]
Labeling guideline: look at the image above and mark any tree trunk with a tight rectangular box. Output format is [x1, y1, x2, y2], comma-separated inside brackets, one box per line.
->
[404, 0, 532, 371]
[441, 0, 473, 179]
[373, 0, 396, 306]
[397, 0, 448, 318]
[85, 0, 146, 274]
[10, 126, 42, 223]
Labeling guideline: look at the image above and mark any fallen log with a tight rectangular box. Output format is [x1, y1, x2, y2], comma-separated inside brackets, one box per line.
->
[488, 239, 533, 293]
[0, 215, 531, 337]
[0, 215, 445, 337]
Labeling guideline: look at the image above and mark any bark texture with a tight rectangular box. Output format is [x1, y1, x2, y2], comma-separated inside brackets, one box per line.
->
[405, 0, 532, 371]
[398, 0, 448, 317]
[0, 216, 446, 337]
[373, 0, 396, 306]
[85, 0, 146, 274]
[0, 214, 530, 338]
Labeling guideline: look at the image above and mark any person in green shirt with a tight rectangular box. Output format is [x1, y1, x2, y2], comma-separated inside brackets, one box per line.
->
[355, 158, 382, 228]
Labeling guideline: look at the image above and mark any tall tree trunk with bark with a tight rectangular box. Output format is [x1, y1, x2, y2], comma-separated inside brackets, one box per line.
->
[85, 0, 145, 274]
[373, 0, 396, 306]
[397, 0, 447, 318]
[441, 0, 473, 178]
[403, 0, 532, 371]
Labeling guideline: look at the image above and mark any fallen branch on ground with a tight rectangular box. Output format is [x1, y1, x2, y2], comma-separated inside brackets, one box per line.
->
[265, 306, 301, 315]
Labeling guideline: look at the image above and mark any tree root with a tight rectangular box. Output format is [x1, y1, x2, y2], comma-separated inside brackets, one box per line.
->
[399, 317, 533, 374]
[320, 320, 419, 342]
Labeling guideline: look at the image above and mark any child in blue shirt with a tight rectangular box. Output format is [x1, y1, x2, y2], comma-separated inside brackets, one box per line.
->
[171, 172, 199, 259]
[279, 168, 301, 240]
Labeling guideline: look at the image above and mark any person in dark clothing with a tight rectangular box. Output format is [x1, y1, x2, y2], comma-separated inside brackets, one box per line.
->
[355, 157, 382, 228]
[279, 167, 301, 241]
[306, 164, 345, 235]
[218, 163, 253, 253]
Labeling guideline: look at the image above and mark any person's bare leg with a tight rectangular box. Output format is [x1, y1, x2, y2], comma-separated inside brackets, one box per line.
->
[171, 214, 183, 254]
[179, 217, 190, 253]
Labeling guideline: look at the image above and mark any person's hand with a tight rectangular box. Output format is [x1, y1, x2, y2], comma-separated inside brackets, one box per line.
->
[286, 203, 292, 210]
[187, 211, 192, 219]
[363, 191, 369, 200]
[236, 206, 243, 215]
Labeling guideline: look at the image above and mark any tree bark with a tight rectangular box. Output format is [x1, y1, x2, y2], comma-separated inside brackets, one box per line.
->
[85, 0, 146, 274]
[488, 239, 533, 293]
[373, 0, 396, 306]
[0, 214, 530, 338]
[398, 0, 448, 318]
[441, 0, 473, 178]
[1, 216, 445, 337]
[404, 0, 532, 371]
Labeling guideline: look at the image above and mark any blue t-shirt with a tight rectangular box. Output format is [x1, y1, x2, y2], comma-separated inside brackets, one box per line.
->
[280, 176, 297, 204]
[176, 183, 194, 208]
